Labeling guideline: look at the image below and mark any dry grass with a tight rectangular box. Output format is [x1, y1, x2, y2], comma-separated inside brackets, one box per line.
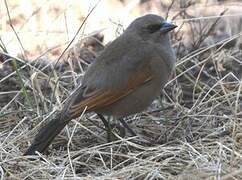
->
[1, 0, 242, 179]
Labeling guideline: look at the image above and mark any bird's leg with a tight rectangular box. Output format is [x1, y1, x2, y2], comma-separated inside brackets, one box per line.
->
[118, 118, 136, 136]
[97, 114, 110, 131]
[97, 114, 126, 141]
[97, 114, 112, 142]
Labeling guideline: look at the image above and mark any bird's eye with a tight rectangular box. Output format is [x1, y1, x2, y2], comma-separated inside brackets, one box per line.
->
[147, 24, 161, 33]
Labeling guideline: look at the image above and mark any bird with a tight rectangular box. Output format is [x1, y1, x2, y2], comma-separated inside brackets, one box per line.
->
[24, 14, 177, 156]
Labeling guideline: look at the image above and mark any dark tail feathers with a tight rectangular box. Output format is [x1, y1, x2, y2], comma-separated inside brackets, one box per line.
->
[24, 115, 68, 156]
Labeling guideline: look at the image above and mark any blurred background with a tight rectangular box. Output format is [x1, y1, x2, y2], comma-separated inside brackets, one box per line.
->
[1, 0, 242, 59]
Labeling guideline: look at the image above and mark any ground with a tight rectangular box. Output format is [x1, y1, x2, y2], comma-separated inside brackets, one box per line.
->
[1, 0, 242, 179]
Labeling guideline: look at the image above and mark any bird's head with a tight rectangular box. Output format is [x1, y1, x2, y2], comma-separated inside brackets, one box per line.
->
[125, 14, 177, 43]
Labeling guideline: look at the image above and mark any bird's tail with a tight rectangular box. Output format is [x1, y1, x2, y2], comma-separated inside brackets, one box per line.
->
[24, 114, 68, 156]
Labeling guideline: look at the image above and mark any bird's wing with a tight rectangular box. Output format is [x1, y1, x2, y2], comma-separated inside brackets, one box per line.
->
[65, 65, 153, 119]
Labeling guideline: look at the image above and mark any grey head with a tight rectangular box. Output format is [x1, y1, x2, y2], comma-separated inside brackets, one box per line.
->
[124, 14, 177, 43]
[123, 14, 177, 70]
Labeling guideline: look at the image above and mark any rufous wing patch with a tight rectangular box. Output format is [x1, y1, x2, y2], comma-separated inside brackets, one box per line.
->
[68, 66, 153, 118]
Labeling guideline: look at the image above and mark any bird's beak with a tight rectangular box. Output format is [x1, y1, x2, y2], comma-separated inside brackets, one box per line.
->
[160, 21, 177, 33]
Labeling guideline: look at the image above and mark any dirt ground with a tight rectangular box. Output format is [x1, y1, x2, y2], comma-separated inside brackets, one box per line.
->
[1, 0, 242, 179]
